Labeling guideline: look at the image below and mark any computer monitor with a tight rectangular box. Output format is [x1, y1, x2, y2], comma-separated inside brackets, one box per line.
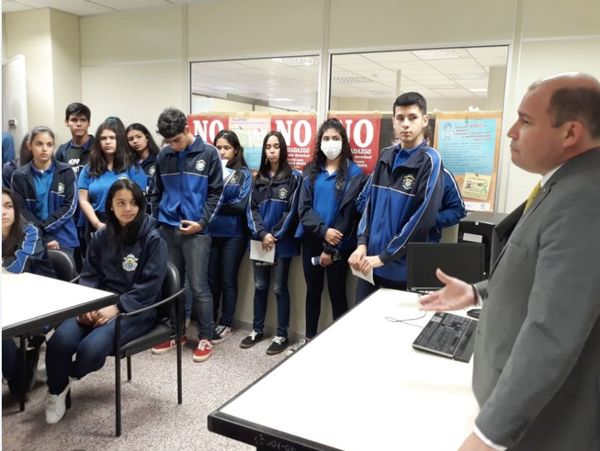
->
[406, 242, 485, 292]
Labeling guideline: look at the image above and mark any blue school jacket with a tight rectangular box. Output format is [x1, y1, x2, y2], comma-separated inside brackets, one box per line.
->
[208, 166, 252, 238]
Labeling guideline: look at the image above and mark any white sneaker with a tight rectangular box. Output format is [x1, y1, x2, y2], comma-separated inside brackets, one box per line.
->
[45, 383, 70, 424]
[212, 325, 232, 344]
[285, 338, 309, 356]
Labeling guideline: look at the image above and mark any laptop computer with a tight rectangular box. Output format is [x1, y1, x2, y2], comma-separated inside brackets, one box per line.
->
[406, 242, 484, 293]
[412, 312, 477, 363]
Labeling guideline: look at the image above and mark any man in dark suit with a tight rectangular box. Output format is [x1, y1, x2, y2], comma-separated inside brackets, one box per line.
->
[420, 73, 600, 451]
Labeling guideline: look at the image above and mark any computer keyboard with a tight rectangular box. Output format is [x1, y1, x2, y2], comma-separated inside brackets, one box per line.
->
[412, 312, 477, 362]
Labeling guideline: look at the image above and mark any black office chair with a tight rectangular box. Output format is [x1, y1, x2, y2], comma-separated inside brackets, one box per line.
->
[47, 249, 78, 282]
[112, 261, 184, 437]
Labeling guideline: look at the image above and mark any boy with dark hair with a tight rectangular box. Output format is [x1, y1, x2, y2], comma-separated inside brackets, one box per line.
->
[151, 107, 223, 362]
[349, 92, 444, 302]
[55, 103, 93, 176]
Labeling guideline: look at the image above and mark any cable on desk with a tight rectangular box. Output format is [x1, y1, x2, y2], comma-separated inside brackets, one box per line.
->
[384, 311, 426, 328]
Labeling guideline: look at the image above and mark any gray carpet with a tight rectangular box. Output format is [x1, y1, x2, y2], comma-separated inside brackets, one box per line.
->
[2, 326, 288, 451]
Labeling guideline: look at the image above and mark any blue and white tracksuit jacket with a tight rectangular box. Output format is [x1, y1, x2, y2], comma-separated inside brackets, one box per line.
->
[357, 142, 444, 282]
[10, 160, 79, 248]
[247, 169, 302, 258]
[429, 168, 467, 242]
[150, 136, 223, 232]
[208, 166, 252, 238]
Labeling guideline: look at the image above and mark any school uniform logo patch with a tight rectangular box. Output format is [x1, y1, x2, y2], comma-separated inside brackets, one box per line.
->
[401, 174, 416, 191]
[122, 254, 139, 272]
[229, 172, 239, 184]
[57, 183, 65, 194]
[195, 160, 206, 172]
[335, 180, 344, 191]
[148, 165, 156, 176]
[278, 188, 288, 199]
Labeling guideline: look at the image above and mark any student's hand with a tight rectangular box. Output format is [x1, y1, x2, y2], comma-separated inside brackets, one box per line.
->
[262, 233, 276, 252]
[359, 255, 383, 274]
[46, 240, 60, 250]
[348, 245, 367, 270]
[457, 433, 495, 451]
[179, 220, 202, 235]
[94, 305, 120, 327]
[320, 252, 333, 267]
[325, 228, 343, 246]
[77, 311, 99, 326]
[419, 268, 476, 311]
[95, 221, 106, 231]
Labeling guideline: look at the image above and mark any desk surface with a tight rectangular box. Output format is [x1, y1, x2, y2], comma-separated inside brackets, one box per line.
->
[2, 271, 116, 337]
[209, 289, 477, 451]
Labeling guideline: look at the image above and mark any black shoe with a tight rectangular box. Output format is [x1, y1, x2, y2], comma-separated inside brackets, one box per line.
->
[266, 336, 288, 355]
[240, 330, 264, 349]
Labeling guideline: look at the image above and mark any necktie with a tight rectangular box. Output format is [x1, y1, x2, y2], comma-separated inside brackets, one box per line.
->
[524, 182, 541, 212]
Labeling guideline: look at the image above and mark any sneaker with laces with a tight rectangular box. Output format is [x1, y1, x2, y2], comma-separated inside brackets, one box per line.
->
[45, 383, 71, 424]
[285, 338, 310, 356]
[240, 330, 264, 349]
[151, 336, 187, 355]
[212, 325, 232, 345]
[193, 339, 213, 362]
[266, 336, 289, 355]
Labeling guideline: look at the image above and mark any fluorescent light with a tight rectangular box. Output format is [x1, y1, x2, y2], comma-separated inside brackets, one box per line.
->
[469, 88, 488, 93]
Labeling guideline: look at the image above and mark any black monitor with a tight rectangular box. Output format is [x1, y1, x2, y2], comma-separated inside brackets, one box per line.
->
[406, 242, 485, 292]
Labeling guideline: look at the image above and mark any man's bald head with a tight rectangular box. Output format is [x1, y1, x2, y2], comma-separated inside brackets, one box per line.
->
[530, 73, 600, 140]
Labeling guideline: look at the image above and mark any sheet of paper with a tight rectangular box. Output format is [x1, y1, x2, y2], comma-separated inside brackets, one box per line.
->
[350, 265, 374, 285]
[249, 240, 275, 264]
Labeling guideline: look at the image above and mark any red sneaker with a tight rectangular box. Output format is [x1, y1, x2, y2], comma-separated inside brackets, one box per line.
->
[193, 339, 213, 362]
[151, 336, 187, 355]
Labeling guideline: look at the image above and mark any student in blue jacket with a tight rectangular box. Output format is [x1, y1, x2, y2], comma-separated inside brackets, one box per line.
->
[126, 123, 160, 190]
[241, 131, 302, 355]
[78, 118, 146, 240]
[349, 92, 444, 302]
[55, 103, 94, 177]
[208, 130, 252, 343]
[11, 127, 79, 254]
[292, 118, 367, 352]
[44, 179, 167, 424]
[429, 168, 467, 242]
[2, 187, 55, 399]
[150, 108, 223, 362]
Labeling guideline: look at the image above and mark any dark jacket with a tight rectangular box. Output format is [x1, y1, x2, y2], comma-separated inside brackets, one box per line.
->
[247, 169, 302, 258]
[357, 143, 443, 282]
[150, 136, 223, 231]
[55, 136, 93, 177]
[80, 216, 167, 317]
[429, 168, 467, 242]
[297, 160, 367, 254]
[208, 166, 252, 238]
[11, 160, 79, 248]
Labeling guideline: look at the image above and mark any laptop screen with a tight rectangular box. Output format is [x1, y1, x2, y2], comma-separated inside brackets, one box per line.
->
[407, 242, 484, 292]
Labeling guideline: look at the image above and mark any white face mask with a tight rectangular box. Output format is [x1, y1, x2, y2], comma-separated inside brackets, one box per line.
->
[321, 140, 342, 160]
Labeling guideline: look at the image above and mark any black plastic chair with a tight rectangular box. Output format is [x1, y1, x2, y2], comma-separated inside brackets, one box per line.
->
[112, 261, 184, 437]
[47, 249, 78, 282]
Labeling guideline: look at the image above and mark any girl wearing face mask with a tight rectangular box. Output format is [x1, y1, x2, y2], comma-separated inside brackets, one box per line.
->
[241, 131, 302, 355]
[291, 118, 366, 354]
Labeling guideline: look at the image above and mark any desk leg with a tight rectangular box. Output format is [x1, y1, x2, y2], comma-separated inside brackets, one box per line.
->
[19, 335, 26, 411]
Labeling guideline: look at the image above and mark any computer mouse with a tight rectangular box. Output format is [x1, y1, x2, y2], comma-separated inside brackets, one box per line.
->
[467, 308, 481, 319]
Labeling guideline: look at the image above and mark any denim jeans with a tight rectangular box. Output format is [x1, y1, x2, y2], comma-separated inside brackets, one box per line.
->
[301, 239, 350, 339]
[208, 235, 247, 327]
[252, 257, 291, 338]
[160, 226, 213, 339]
[46, 313, 153, 394]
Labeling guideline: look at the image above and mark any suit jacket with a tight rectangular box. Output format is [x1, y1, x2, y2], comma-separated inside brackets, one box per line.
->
[472, 147, 600, 450]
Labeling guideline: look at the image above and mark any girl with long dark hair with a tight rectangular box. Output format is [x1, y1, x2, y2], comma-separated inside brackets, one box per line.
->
[241, 131, 302, 355]
[126, 122, 160, 187]
[45, 179, 167, 424]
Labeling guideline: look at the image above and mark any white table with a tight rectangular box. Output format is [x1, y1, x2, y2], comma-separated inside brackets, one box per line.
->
[208, 288, 478, 450]
[2, 271, 116, 338]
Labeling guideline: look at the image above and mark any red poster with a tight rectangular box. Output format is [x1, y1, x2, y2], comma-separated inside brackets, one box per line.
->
[271, 114, 317, 170]
[187, 114, 229, 145]
[329, 113, 381, 174]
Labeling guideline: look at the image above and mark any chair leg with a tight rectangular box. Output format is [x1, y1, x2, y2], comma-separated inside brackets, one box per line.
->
[127, 357, 132, 382]
[177, 339, 182, 405]
[115, 357, 122, 437]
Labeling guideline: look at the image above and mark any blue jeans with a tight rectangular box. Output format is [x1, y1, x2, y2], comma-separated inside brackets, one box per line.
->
[46, 313, 153, 394]
[252, 258, 292, 338]
[208, 235, 248, 327]
[160, 226, 213, 339]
